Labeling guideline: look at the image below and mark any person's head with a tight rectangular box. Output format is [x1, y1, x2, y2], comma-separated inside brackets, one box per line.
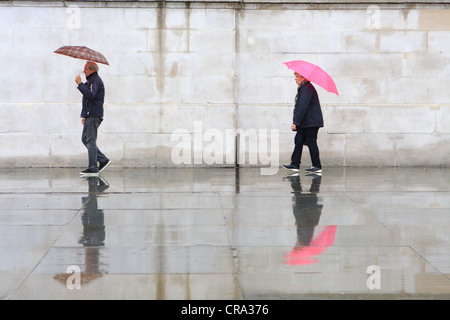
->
[84, 61, 99, 77]
[294, 72, 307, 86]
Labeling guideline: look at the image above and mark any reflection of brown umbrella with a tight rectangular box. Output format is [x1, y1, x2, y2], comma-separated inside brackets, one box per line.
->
[53, 273, 103, 287]
[53, 247, 104, 287]
[54, 46, 109, 65]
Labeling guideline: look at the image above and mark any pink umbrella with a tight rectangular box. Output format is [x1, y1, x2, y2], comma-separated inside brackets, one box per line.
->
[284, 60, 339, 95]
[284, 225, 337, 265]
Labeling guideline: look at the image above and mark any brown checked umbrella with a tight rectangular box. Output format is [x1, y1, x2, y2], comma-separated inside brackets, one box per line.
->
[54, 46, 109, 65]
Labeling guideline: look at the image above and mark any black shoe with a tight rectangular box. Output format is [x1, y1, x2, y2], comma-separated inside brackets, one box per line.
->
[282, 164, 299, 172]
[305, 166, 322, 174]
[98, 160, 111, 173]
[80, 168, 99, 177]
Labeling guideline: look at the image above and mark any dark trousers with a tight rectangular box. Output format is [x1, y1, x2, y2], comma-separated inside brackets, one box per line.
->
[290, 126, 322, 168]
[82, 117, 109, 171]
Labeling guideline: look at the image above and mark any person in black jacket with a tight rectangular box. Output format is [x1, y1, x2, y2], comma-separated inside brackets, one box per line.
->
[283, 72, 323, 174]
[75, 62, 111, 176]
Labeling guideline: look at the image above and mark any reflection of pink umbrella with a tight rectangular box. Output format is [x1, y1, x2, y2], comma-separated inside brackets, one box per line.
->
[284, 60, 339, 95]
[284, 225, 337, 265]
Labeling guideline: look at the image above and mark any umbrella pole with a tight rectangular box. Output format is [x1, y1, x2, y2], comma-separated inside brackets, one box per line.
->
[76, 60, 85, 81]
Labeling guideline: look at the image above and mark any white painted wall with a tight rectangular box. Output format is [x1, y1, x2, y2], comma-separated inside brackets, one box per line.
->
[1, 1, 449, 169]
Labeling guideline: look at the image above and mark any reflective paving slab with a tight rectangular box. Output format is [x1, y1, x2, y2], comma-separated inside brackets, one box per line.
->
[1, 167, 449, 299]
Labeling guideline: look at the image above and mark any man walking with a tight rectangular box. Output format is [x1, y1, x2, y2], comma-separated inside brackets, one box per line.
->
[75, 61, 111, 176]
[283, 72, 323, 174]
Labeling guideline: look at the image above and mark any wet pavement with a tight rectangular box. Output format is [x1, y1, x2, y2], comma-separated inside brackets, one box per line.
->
[1, 166, 450, 300]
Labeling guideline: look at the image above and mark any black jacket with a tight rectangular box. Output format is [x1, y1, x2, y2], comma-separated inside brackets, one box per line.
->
[293, 81, 323, 128]
[78, 72, 105, 118]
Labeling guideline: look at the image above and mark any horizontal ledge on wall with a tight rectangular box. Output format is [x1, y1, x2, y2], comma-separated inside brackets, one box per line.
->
[7, 0, 450, 5]
[5, 0, 450, 11]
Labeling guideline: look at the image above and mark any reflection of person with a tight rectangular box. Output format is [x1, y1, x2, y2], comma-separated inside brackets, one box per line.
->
[79, 176, 109, 247]
[75, 61, 111, 176]
[283, 72, 323, 174]
[284, 174, 337, 266]
[79, 176, 109, 277]
[286, 174, 323, 247]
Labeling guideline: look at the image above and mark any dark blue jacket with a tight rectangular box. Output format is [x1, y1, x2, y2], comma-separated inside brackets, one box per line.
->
[78, 72, 105, 118]
[293, 81, 323, 128]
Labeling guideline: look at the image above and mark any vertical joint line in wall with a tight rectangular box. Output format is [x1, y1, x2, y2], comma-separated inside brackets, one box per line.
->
[235, 133, 240, 168]
[393, 136, 397, 167]
[343, 134, 347, 166]
[156, 1, 166, 99]
[123, 140, 126, 163]
[186, 1, 191, 52]
[233, 4, 244, 168]
[433, 106, 438, 134]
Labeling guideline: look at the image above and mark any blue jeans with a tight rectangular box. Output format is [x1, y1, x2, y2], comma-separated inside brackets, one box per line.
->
[81, 117, 109, 171]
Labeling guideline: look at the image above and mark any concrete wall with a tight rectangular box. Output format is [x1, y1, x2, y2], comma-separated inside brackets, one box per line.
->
[1, 0, 450, 169]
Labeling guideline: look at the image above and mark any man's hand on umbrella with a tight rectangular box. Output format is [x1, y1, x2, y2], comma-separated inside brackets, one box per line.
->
[75, 75, 82, 85]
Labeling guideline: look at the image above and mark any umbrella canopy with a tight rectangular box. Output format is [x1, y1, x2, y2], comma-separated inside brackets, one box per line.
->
[284, 60, 338, 95]
[284, 225, 337, 265]
[54, 46, 109, 65]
